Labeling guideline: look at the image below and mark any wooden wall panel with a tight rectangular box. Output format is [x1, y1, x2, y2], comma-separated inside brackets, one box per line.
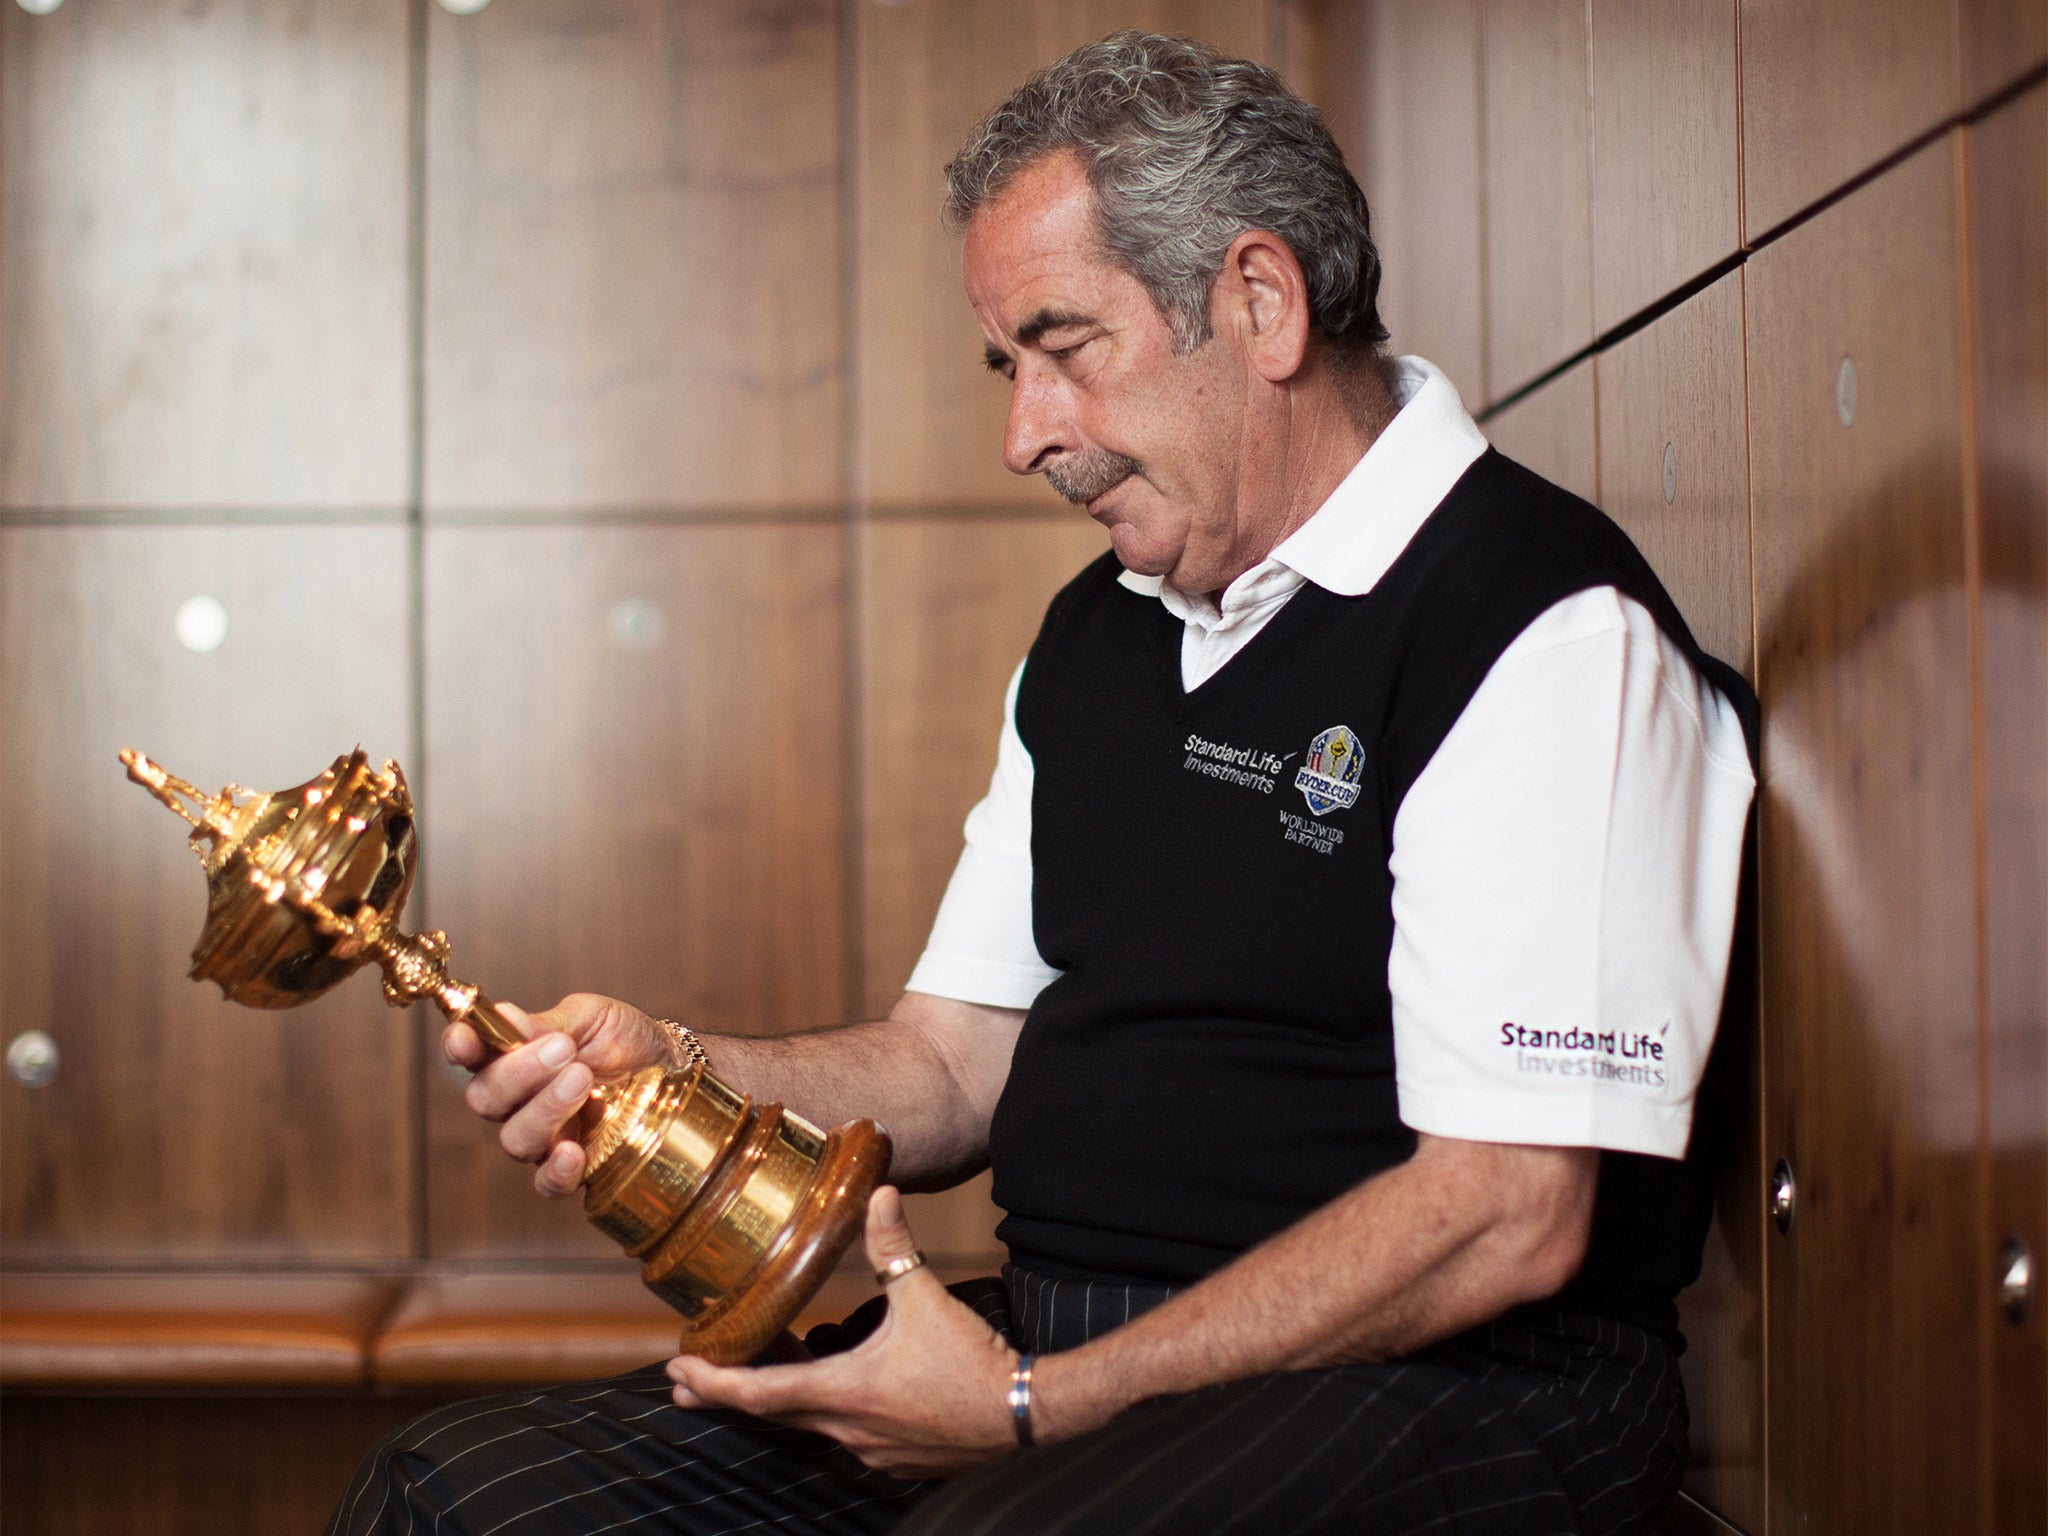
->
[421, 524, 849, 1259]
[0, 0, 411, 512]
[423, 0, 842, 516]
[1594, 271, 1760, 1534]
[1961, 0, 2048, 110]
[1739, 0, 1959, 241]
[1588, 0, 1741, 335]
[1966, 81, 2048, 1536]
[1482, 358, 1597, 505]
[1595, 271, 1752, 676]
[0, 527, 416, 1265]
[1480, 0, 1593, 402]
[1322, 0, 1486, 410]
[855, 1, 1290, 510]
[1746, 136, 1982, 1536]
[858, 516, 1108, 1260]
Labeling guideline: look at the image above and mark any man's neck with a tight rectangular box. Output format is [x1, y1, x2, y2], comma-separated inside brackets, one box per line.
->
[1198, 355, 1399, 600]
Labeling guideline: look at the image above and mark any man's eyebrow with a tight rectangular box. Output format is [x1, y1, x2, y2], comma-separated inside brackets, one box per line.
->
[1014, 306, 1096, 346]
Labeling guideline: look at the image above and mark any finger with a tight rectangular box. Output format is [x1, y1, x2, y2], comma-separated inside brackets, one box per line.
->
[533, 1137, 585, 1198]
[442, 1020, 484, 1069]
[464, 1029, 578, 1123]
[668, 1353, 849, 1421]
[864, 1187, 944, 1308]
[497, 1060, 592, 1163]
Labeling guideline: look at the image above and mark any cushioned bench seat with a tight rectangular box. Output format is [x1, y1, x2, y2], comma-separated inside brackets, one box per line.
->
[0, 1264, 969, 1393]
[0, 1274, 402, 1389]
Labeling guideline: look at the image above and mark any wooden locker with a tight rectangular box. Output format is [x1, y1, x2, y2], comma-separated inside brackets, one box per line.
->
[1965, 81, 2048, 1536]
[1482, 358, 1597, 505]
[0, 526, 416, 1265]
[0, 0, 411, 512]
[1320, 0, 1486, 410]
[1480, 0, 1593, 403]
[423, 0, 842, 516]
[855, 1, 1292, 511]
[420, 524, 850, 1260]
[1739, 0, 1960, 241]
[858, 515, 1108, 1261]
[1960, 0, 2048, 111]
[1594, 271, 1761, 1535]
[1746, 135, 1983, 1536]
[1594, 272, 1752, 675]
[1588, 0, 1741, 335]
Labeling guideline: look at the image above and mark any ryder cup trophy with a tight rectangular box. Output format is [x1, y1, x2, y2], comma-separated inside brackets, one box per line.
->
[121, 747, 891, 1365]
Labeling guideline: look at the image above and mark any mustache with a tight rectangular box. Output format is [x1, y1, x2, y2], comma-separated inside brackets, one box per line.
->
[1043, 449, 1141, 505]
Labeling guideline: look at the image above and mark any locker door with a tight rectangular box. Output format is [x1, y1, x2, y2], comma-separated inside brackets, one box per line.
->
[0, 0, 410, 512]
[1739, 0, 1959, 240]
[1482, 358, 1597, 506]
[1321, 0, 1486, 410]
[1480, 0, 1594, 402]
[1965, 81, 2048, 1536]
[1594, 271, 1760, 1534]
[1588, 0, 1741, 335]
[1746, 135, 1983, 1536]
[423, 0, 843, 516]
[858, 516, 1109, 1262]
[420, 525, 850, 1260]
[0, 527, 417, 1265]
[854, 1, 1293, 510]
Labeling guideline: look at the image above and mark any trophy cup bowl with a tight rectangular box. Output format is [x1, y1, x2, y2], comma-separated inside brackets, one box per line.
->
[121, 747, 891, 1366]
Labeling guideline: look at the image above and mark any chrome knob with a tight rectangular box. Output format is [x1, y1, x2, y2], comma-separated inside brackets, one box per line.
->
[1999, 1236, 2032, 1326]
[6, 1030, 60, 1088]
[1770, 1158, 1796, 1233]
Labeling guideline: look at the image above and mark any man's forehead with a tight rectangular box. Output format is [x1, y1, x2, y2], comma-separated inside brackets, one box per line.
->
[962, 156, 1135, 342]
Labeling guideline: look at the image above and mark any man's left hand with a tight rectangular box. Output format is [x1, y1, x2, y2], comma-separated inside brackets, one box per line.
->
[668, 1186, 1022, 1479]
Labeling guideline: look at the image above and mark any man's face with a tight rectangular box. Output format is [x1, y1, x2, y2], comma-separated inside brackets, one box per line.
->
[963, 153, 1253, 595]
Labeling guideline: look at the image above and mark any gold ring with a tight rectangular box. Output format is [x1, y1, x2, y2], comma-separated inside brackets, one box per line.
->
[874, 1250, 927, 1287]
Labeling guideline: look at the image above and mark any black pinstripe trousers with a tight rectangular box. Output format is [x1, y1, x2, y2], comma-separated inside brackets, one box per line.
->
[327, 1268, 1686, 1536]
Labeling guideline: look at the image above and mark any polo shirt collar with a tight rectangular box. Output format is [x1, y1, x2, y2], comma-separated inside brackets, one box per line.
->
[1116, 355, 1488, 607]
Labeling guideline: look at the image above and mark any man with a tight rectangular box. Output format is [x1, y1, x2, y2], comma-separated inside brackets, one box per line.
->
[331, 32, 1755, 1536]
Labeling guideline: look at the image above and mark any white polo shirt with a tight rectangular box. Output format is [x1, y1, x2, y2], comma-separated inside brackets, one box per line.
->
[907, 357, 1756, 1160]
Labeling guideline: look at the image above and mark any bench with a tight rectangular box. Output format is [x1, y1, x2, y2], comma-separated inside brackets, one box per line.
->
[0, 1264, 940, 1535]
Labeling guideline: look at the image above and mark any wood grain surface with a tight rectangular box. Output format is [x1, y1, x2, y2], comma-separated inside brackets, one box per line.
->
[1739, 0, 1960, 241]
[1745, 135, 1984, 1536]
[857, 515, 1109, 1264]
[1480, 0, 1594, 402]
[423, 0, 842, 515]
[1593, 271, 1761, 1534]
[0, 0, 411, 512]
[853, 0, 1292, 510]
[1594, 271, 1753, 676]
[0, 526, 417, 1264]
[1588, 0, 1741, 335]
[1482, 358, 1598, 505]
[1321, 0, 1486, 409]
[1960, 0, 2048, 110]
[1965, 80, 2048, 1536]
[419, 523, 849, 1259]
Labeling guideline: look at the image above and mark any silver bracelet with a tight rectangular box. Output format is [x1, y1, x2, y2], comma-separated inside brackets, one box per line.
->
[654, 1017, 709, 1073]
[1006, 1354, 1036, 1448]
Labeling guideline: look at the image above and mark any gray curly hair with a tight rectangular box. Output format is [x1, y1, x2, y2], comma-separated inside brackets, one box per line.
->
[943, 31, 1389, 361]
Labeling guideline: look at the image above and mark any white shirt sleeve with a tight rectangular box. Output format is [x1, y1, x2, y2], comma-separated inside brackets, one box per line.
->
[1387, 588, 1755, 1159]
[904, 662, 1061, 1009]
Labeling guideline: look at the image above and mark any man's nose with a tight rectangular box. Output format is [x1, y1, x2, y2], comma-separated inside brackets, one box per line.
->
[1002, 370, 1073, 478]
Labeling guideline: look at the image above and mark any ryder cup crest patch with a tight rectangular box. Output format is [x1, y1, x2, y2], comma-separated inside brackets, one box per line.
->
[1293, 724, 1365, 815]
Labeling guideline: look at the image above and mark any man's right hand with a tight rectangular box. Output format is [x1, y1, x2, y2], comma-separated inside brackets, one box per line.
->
[443, 993, 671, 1198]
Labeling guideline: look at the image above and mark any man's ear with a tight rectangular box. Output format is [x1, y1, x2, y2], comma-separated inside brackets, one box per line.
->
[1217, 228, 1312, 384]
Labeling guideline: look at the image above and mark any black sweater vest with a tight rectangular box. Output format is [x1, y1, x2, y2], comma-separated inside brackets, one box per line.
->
[989, 449, 1759, 1345]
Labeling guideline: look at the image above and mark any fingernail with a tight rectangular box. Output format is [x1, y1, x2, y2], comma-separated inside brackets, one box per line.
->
[557, 1064, 591, 1101]
[537, 1033, 574, 1068]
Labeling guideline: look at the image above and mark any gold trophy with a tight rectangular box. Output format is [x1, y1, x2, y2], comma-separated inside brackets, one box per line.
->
[121, 746, 891, 1366]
